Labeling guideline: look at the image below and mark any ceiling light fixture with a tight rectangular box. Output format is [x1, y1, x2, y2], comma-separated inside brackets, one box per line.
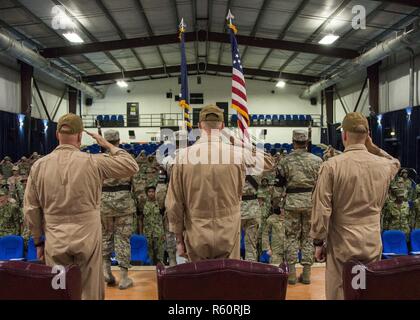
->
[63, 32, 84, 43]
[319, 34, 339, 45]
[276, 80, 286, 88]
[117, 80, 128, 88]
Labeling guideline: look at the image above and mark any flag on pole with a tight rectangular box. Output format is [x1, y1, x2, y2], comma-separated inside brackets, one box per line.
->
[178, 18, 192, 132]
[227, 10, 250, 142]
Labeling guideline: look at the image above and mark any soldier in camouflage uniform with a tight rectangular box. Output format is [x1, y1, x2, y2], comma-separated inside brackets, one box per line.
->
[132, 150, 149, 233]
[382, 188, 411, 240]
[0, 187, 22, 236]
[262, 209, 285, 265]
[140, 186, 165, 264]
[400, 169, 415, 201]
[17, 157, 31, 176]
[413, 185, 420, 230]
[101, 130, 137, 290]
[241, 175, 261, 262]
[278, 130, 322, 285]
[0, 156, 13, 179]
[156, 166, 177, 266]
[257, 177, 273, 257]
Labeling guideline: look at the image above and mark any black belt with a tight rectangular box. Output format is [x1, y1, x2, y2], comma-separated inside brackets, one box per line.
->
[286, 187, 313, 194]
[242, 195, 257, 201]
[102, 185, 131, 192]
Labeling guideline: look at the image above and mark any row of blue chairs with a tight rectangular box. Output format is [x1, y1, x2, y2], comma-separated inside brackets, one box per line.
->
[0, 235, 151, 265]
[382, 229, 420, 258]
[231, 114, 312, 127]
[82, 142, 160, 156]
[96, 115, 124, 127]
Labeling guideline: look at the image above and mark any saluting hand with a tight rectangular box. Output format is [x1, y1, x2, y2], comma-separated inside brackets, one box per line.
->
[84, 131, 114, 150]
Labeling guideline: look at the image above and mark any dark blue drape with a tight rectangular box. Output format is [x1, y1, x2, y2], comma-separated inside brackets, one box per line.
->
[0, 110, 58, 161]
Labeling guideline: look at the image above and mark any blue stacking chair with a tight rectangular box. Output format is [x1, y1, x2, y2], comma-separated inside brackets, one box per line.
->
[382, 230, 408, 258]
[264, 143, 272, 152]
[260, 251, 270, 263]
[410, 229, 420, 255]
[117, 115, 124, 126]
[103, 115, 110, 122]
[306, 115, 312, 121]
[274, 143, 281, 150]
[292, 115, 299, 121]
[285, 115, 292, 121]
[251, 115, 258, 125]
[130, 234, 150, 265]
[96, 115, 103, 123]
[258, 114, 265, 125]
[265, 115, 272, 125]
[26, 236, 45, 262]
[279, 115, 285, 121]
[299, 115, 306, 121]
[110, 115, 117, 121]
[272, 114, 278, 125]
[0, 235, 24, 261]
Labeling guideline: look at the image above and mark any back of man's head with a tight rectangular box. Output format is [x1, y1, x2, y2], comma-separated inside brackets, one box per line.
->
[339, 112, 369, 144]
[56, 113, 84, 147]
[104, 129, 120, 146]
[199, 105, 224, 132]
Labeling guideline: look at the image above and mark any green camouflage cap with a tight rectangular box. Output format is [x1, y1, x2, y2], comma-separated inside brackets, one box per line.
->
[57, 113, 84, 134]
[293, 129, 308, 142]
[104, 129, 120, 142]
[3, 156, 12, 161]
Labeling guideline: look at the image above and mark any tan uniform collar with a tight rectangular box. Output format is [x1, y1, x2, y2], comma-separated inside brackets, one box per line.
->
[196, 132, 223, 144]
[344, 144, 367, 152]
[55, 144, 81, 151]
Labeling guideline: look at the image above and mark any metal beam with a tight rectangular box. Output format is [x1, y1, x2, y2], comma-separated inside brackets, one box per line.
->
[372, 0, 420, 7]
[133, 0, 167, 69]
[277, 0, 352, 73]
[82, 63, 319, 83]
[241, 0, 272, 62]
[257, 0, 310, 70]
[11, 0, 104, 75]
[95, 0, 147, 70]
[299, 2, 388, 74]
[51, 0, 125, 72]
[41, 30, 358, 60]
[33, 79, 52, 122]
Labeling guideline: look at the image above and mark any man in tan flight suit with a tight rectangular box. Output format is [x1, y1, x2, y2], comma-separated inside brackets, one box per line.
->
[24, 114, 139, 300]
[310, 112, 400, 300]
[165, 105, 274, 262]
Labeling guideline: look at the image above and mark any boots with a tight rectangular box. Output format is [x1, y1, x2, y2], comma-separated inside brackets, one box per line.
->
[118, 267, 133, 290]
[103, 260, 116, 286]
[288, 264, 297, 285]
[298, 265, 311, 284]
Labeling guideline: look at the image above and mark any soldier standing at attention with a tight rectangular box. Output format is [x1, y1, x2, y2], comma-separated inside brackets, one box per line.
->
[24, 113, 138, 300]
[257, 177, 273, 257]
[0, 187, 22, 236]
[278, 129, 322, 285]
[310, 112, 400, 300]
[0, 156, 13, 179]
[166, 105, 274, 262]
[382, 188, 411, 240]
[101, 129, 137, 290]
[262, 208, 285, 265]
[140, 185, 165, 264]
[132, 150, 149, 233]
[400, 169, 415, 201]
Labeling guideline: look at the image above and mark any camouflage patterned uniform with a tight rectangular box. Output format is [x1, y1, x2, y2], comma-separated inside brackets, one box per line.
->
[0, 188, 22, 236]
[413, 185, 420, 229]
[382, 189, 411, 240]
[278, 148, 322, 266]
[132, 153, 149, 232]
[18, 157, 31, 176]
[0, 157, 13, 179]
[262, 213, 285, 264]
[257, 181, 273, 256]
[156, 169, 177, 266]
[101, 176, 136, 269]
[142, 199, 165, 264]
[241, 176, 261, 262]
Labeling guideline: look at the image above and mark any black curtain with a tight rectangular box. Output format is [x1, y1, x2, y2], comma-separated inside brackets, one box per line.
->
[0, 110, 58, 162]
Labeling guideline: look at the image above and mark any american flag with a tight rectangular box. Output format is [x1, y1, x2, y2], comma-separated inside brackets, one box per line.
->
[228, 19, 250, 141]
[178, 19, 192, 132]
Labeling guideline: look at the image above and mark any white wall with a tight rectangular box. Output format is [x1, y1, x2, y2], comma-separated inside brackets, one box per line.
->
[0, 55, 69, 120]
[84, 75, 321, 117]
[82, 126, 321, 145]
